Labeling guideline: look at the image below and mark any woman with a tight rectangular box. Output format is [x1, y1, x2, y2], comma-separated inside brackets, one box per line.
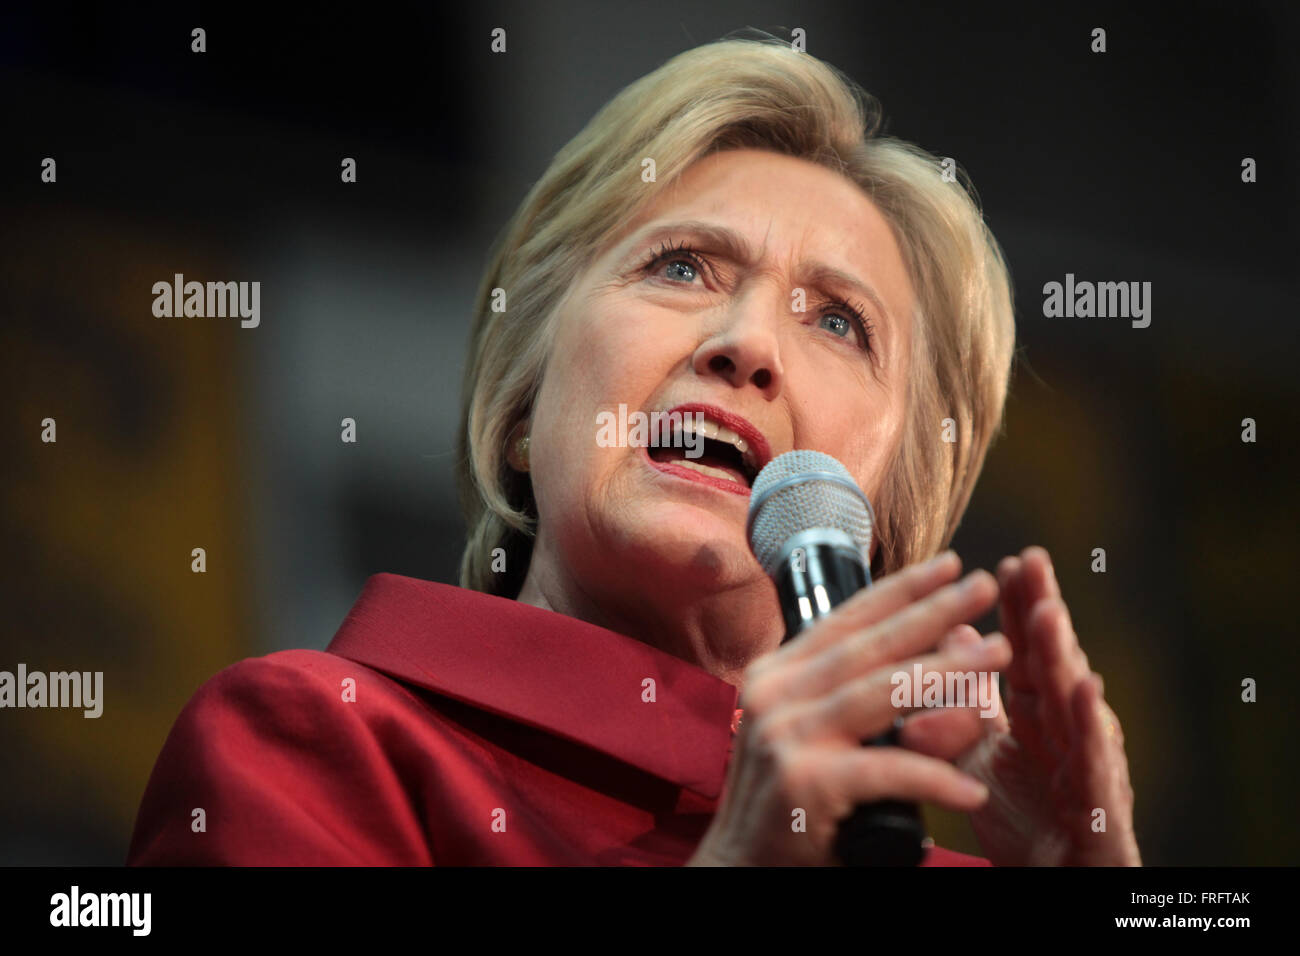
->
[128, 37, 1140, 866]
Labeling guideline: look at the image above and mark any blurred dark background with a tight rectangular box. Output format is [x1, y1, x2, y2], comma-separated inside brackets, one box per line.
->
[1, 1, 1296, 865]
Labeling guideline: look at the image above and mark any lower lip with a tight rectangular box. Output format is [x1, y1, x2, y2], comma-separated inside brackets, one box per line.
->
[639, 446, 752, 497]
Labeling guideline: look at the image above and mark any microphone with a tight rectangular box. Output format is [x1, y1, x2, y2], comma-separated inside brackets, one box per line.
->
[746, 449, 927, 866]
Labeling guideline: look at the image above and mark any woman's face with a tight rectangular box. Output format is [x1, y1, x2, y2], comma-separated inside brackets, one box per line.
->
[523, 147, 917, 651]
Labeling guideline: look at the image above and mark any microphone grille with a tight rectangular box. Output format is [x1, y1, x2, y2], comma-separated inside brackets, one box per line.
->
[746, 450, 875, 575]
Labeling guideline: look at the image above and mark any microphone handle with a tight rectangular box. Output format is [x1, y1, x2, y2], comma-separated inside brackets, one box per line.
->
[774, 540, 927, 866]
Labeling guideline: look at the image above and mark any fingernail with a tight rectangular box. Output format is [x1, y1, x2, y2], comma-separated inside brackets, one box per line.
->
[963, 778, 989, 801]
[961, 635, 1005, 662]
[984, 633, 1009, 654]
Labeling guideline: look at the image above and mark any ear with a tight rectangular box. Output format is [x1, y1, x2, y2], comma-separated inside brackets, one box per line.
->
[506, 420, 531, 472]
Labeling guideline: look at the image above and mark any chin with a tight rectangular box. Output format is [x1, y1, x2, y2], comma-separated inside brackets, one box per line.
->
[605, 501, 759, 590]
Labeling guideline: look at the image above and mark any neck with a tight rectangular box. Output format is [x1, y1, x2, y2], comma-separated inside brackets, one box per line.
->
[514, 532, 783, 690]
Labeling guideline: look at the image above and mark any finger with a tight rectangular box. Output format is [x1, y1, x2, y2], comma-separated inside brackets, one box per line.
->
[779, 569, 1000, 704]
[822, 744, 991, 816]
[997, 556, 1035, 692]
[897, 701, 988, 760]
[939, 623, 982, 653]
[1002, 683, 1064, 766]
[980, 661, 1010, 734]
[1069, 677, 1111, 808]
[801, 632, 1012, 745]
[1075, 674, 1125, 751]
[1020, 546, 1062, 605]
[1067, 676, 1139, 863]
[1027, 596, 1089, 756]
[929, 624, 1010, 736]
[775, 550, 962, 666]
[995, 556, 1023, 644]
[1003, 550, 1087, 755]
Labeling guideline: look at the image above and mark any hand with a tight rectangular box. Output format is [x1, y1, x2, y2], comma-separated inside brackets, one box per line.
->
[689, 552, 1012, 866]
[952, 546, 1142, 866]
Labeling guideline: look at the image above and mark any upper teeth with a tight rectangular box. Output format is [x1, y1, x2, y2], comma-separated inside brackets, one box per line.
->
[679, 416, 755, 468]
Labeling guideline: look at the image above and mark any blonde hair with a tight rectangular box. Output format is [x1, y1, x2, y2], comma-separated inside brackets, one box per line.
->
[457, 35, 1016, 597]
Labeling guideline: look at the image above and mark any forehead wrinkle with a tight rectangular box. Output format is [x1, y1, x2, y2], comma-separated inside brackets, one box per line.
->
[757, 221, 897, 330]
[608, 212, 903, 329]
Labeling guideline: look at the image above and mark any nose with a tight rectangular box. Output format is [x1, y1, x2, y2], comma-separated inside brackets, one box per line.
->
[691, 285, 785, 399]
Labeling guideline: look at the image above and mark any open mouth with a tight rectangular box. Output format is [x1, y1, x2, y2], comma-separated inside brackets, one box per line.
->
[648, 416, 760, 488]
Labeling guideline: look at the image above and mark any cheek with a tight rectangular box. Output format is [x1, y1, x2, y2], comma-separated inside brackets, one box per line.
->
[585, 299, 685, 371]
[795, 365, 908, 500]
[528, 373, 602, 522]
[858, 389, 909, 501]
[554, 294, 679, 391]
[527, 304, 678, 514]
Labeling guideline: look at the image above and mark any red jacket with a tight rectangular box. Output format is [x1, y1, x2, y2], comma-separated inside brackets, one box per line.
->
[127, 574, 990, 866]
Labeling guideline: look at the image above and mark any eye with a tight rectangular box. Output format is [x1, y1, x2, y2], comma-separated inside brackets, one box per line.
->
[815, 298, 876, 354]
[819, 314, 853, 338]
[641, 239, 707, 285]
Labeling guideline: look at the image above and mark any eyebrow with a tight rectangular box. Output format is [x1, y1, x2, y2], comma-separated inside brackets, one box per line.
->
[620, 219, 897, 326]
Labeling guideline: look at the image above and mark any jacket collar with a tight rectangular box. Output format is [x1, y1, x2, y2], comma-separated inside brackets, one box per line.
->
[325, 574, 740, 798]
